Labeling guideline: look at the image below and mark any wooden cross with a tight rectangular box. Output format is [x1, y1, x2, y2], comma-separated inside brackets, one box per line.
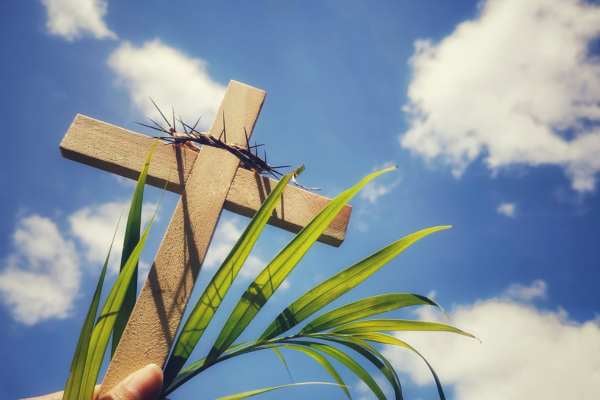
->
[59, 80, 352, 394]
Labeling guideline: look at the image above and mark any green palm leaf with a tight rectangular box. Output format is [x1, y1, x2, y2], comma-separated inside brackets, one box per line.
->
[300, 293, 439, 334]
[283, 343, 350, 399]
[165, 341, 263, 394]
[261, 226, 450, 340]
[164, 167, 302, 385]
[63, 220, 120, 400]
[355, 332, 447, 400]
[332, 318, 476, 338]
[271, 347, 294, 382]
[206, 167, 395, 364]
[217, 382, 342, 400]
[65, 144, 156, 399]
[79, 218, 156, 399]
[287, 340, 387, 400]
[165, 340, 327, 394]
[311, 333, 404, 400]
[112, 142, 157, 355]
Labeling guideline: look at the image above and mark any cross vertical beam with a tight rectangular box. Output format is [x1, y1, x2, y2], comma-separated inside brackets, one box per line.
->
[99, 81, 265, 394]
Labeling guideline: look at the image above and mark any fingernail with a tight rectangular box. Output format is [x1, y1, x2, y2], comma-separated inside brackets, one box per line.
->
[124, 363, 163, 398]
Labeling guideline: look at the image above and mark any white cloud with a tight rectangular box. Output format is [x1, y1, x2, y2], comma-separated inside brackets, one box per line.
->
[137, 259, 151, 288]
[0, 200, 157, 325]
[496, 202, 516, 218]
[0, 215, 80, 325]
[400, 0, 600, 192]
[355, 162, 401, 232]
[69, 200, 156, 274]
[204, 217, 267, 279]
[41, 0, 116, 41]
[108, 40, 225, 129]
[503, 279, 547, 301]
[360, 180, 400, 204]
[383, 281, 600, 400]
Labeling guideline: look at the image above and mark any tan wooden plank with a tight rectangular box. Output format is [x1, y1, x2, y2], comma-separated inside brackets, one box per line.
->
[60, 113, 350, 246]
[100, 81, 266, 394]
[60, 114, 197, 194]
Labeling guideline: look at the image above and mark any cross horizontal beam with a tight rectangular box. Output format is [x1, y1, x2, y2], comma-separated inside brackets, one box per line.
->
[60, 114, 351, 246]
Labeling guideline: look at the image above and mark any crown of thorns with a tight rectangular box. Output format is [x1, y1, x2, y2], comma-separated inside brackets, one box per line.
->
[137, 99, 316, 190]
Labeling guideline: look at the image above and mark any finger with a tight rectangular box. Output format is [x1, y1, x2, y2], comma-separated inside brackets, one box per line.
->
[98, 364, 163, 400]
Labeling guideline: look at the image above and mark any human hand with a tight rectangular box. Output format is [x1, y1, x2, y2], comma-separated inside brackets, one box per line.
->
[24, 363, 163, 400]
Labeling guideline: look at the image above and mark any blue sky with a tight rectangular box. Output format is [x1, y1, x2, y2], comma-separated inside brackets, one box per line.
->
[1, 0, 600, 399]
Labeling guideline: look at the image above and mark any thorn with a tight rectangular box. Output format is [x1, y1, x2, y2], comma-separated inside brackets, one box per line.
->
[136, 121, 169, 134]
[191, 115, 202, 133]
[244, 127, 250, 149]
[180, 121, 199, 137]
[270, 169, 283, 177]
[222, 111, 227, 143]
[150, 97, 171, 128]
[171, 106, 176, 133]
[178, 116, 188, 134]
[148, 117, 167, 132]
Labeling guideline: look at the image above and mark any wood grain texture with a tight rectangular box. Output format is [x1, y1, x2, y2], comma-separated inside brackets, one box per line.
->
[99, 81, 266, 394]
[60, 114, 350, 246]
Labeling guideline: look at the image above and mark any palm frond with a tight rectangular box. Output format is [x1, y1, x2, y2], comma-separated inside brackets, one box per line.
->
[67, 159, 474, 400]
[353, 332, 447, 400]
[308, 334, 404, 400]
[112, 142, 157, 355]
[300, 293, 440, 335]
[216, 382, 343, 400]
[65, 144, 157, 400]
[163, 167, 304, 386]
[79, 213, 157, 399]
[62, 219, 119, 400]
[282, 343, 350, 399]
[331, 318, 476, 338]
[206, 167, 396, 364]
[261, 225, 450, 340]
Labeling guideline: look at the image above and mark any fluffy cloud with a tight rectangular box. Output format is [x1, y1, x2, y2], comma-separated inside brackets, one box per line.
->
[0, 215, 80, 325]
[204, 216, 268, 280]
[503, 279, 546, 301]
[400, 0, 600, 192]
[41, 0, 116, 41]
[108, 40, 225, 129]
[0, 203, 278, 325]
[68, 200, 156, 274]
[355, 162, 400, 232]
[496, 202, 516, 218]
[0, 200, 157, 325]
[360, 180, 400, 204]
[383, 281, 600, 400]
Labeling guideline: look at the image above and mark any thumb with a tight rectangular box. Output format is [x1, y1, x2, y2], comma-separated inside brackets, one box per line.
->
[99, 364, 163, 400]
